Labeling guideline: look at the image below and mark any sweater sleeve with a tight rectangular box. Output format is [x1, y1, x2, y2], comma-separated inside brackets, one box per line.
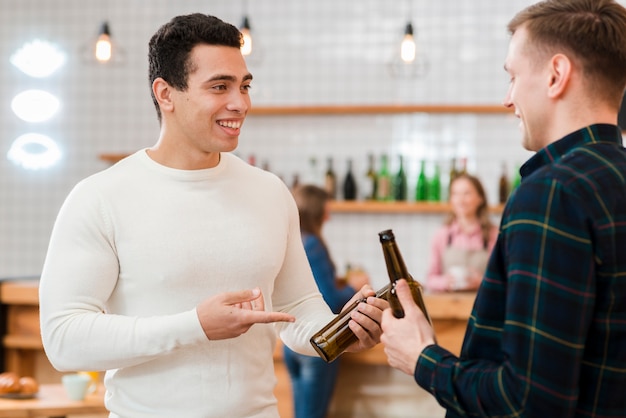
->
[39, 181, 208, 372]
[270, 188, 335, 356]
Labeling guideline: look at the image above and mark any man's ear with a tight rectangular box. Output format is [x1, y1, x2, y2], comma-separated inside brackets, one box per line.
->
[153, 78, 174, 114]
[547, 53, 572, 99]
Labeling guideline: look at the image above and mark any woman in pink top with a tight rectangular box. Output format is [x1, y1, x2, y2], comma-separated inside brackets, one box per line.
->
[426, 173, 498, 292]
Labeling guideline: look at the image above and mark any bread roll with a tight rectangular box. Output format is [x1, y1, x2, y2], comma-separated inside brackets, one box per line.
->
[0, 372, 21, 394]
[18, 376, 39, 395]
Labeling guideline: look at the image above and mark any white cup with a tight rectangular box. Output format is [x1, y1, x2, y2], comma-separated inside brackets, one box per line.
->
[448, 266, 468, 290]
[62, 373, 92, 401]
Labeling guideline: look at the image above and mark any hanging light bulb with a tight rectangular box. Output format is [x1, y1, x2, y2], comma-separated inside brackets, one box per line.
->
[388, 19, 428, 79]
[240, 16, 252, 56]
[95, 22, 112, 63]
[400, 22, 416, 63]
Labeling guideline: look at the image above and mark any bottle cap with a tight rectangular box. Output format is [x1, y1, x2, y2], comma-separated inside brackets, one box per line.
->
[378, 229, 395, 242]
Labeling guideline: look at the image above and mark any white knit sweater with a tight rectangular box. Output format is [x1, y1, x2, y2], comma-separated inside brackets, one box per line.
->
[39, 150, 334, 417]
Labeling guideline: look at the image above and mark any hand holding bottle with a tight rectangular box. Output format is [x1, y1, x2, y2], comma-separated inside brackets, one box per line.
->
[381, 279, 436, 375]
[341, 285, 388, 354]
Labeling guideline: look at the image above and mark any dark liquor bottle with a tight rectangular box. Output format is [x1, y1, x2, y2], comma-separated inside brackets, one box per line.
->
[393, 155, 408, 201]
[378, 229, 431, 322]
[324, 157, 337, 199]
[498, 162, 509, 204]
[342, 159, 357, 201]
[309, 284, 391, 363]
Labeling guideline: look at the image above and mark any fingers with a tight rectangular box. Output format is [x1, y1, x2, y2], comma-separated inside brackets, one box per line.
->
[221, 288, 263, 309]
[395, 280, 417, 313]
[246, 310, 295, 324]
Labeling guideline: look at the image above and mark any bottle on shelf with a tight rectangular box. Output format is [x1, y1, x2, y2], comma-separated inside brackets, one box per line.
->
[498, 162, 509, 204]
[448, 157, 458, 191]
[511, 164, 521, 192]
[291, 173, 300, 191]
[324, 157, 337, 199]
[415, 160, 428, 201]
[304, 156, 322, 186]
[376, 154, 391, 201]
[309, 283, 391, 363]
[342, 159, 357, 201]
[378, 229, 431, 323]
[393, 155, 408, 201]
[458, 157, 468, 175]
[363, 153, 377, 201]
[427, 162, 441, 202]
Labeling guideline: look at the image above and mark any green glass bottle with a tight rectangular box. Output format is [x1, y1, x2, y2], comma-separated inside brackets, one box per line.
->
[393, 155, 408, 201]
[511, 164, 521, 192]
[427, 162, 441, 202]
[415, 160, 428, 201]
[376, 154, 391, 201]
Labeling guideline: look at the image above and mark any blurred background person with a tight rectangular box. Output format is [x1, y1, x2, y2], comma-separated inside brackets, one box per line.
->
[284, 184, 369, 418]
[425, 173, 498, 292]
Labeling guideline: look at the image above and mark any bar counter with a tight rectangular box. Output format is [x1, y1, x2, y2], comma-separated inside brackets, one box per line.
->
[2, 279, 474, 417]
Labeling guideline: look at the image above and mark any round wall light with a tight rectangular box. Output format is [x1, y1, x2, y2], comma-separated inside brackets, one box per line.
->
[11, 89, 60, 123]
[7, 133, 62, 170]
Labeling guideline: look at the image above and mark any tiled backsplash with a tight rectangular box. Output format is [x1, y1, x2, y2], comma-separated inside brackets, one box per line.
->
[5, 0, 621, 281]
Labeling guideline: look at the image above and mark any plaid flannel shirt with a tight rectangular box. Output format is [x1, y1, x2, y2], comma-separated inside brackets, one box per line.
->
[416, 124, 626, 418]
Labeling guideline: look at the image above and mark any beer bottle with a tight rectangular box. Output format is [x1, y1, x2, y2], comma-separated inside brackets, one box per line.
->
[378, 229, 431, 322]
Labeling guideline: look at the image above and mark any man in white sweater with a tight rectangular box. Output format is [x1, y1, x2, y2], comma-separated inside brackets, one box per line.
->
[39, 14, 387, 418]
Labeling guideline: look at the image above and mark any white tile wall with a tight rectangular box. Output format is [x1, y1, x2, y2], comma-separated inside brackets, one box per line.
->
[1, 0, 620, 283]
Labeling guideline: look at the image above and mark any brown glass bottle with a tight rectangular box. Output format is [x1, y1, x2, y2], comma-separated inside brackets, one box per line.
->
[310, 284, 390, 363]
[378, 229, 431, 323]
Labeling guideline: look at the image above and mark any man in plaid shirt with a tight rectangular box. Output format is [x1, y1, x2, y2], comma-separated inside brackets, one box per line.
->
[381, 0, 626, 417]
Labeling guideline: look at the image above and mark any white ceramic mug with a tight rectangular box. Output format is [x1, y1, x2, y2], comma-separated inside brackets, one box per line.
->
[448, 266, 468, 290]
[61, 373, 92, 401]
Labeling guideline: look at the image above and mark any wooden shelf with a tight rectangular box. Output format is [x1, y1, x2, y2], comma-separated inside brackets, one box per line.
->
[248, 104, 512, 116]
[329, 200, 504, 214]
[3, 335, 43, 350]
[99, 153, 130, 164]
[99, 104, 511, 164]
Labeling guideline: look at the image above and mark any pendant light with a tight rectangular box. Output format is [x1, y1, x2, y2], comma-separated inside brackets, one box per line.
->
[240, 16, 253, 56]
[388, 2, 428, 79]
[400, 22, 416, 63]
[80, 18, 124, 65]
[95, 22, 113, 63]
[239, 0, 262, 65]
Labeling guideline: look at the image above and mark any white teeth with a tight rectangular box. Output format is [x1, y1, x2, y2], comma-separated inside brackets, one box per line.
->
[218, 120, 241, 129]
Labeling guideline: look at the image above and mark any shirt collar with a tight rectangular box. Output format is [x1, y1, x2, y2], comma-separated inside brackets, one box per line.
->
[520, 124, 622, 179]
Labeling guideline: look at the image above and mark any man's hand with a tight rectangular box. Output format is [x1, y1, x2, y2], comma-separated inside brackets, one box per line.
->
[344, 285, 390, 353]
[381, 279, 435, 375]
[196, 288, 295, 340]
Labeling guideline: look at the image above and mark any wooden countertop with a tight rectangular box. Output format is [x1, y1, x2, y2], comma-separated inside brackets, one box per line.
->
[2, 280, 475, 366]
[1, 279, 475, 315]
[0, 384, 106, 417]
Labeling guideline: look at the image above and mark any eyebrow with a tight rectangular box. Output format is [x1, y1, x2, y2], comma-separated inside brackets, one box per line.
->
[206, 73, 254, 83]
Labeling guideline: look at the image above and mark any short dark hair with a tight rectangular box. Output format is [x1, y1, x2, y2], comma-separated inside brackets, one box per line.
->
[508, 0, 626, 106]
[148, 14, 243, 122]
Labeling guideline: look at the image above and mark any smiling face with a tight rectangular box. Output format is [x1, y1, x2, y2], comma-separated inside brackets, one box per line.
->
[502, 26, 552, 152]
[449, 177, 484, 221]
[153, 44, 252, 169]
